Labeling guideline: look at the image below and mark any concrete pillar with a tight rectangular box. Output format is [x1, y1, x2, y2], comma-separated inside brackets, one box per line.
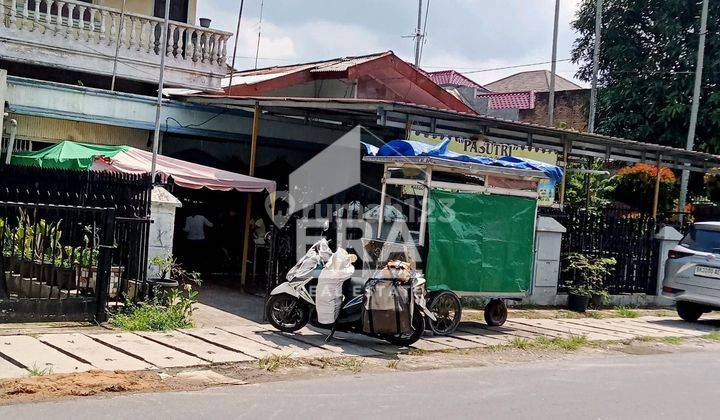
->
[529, 216, 566, 305]
[654, 226, 683, 305]
[0, 69, 7, 155]
[147, 186, 182, 278]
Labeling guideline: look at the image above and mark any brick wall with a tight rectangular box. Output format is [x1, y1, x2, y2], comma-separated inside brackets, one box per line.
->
[519, 90, 589, 131]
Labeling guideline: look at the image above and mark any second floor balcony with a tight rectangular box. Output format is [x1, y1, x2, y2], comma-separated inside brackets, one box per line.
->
[0, 0, 233, 90]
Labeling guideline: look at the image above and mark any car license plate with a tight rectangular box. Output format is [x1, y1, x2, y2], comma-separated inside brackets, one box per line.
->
[695, 266, 720, 279]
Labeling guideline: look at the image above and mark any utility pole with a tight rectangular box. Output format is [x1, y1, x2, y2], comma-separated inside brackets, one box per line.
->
[588, 0, 603, 133]
[227, 0, 245, 94]
[110, 0, 127, 91]
[254, 0, 265, 69]
[150, 0, 172, 182]
[414, 0, 423, 66]
[679, 0, 709, 223]
[547, 0, 560, 127]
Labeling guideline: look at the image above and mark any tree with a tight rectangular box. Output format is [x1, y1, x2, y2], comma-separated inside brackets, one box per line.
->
[605, 163, 678, 212]
[572, 0, 720, 154]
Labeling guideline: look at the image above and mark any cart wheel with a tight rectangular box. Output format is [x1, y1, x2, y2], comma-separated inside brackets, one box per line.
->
[428, 290, 462, 335]
[484, 299, 507, 326]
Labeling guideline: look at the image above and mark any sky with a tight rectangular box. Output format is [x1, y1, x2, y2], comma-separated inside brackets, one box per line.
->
[197, 0, 586, 87]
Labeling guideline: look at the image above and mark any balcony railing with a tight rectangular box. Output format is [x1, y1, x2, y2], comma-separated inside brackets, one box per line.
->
[0, 0, 233, 89]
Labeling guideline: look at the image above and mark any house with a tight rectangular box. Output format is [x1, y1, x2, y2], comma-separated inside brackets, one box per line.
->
[427, 68, 589, 131]
[224, 52, 476, 114]
[485, 70, 589, 131]
[0, 0, 232, 152]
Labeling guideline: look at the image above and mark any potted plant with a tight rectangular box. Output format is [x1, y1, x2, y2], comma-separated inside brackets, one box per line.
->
[563, 253, 616, 312]
[148, 255, 200, 300]
[199, 17, 212, 28]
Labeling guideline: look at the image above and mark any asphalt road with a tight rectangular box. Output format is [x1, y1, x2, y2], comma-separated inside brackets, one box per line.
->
[3, 348, 720, 420]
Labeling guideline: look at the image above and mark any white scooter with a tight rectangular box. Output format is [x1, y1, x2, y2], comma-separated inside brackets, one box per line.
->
[265, 239, 433, 346]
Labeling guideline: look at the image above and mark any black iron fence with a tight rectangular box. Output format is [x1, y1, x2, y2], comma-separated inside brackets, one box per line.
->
[541, 206, 660, 295]
[0, 201, 114, 322]
[0, 165, 153, 315]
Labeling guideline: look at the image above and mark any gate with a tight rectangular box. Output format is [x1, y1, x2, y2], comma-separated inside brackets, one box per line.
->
[0, 201, 115, 322]
[543, 206, 659, 295]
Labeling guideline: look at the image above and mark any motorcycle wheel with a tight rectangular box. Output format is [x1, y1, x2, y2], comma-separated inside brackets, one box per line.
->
[427, 290, 462, 335]
[385, 311, 425, 347]
[266, 294, 310, 332]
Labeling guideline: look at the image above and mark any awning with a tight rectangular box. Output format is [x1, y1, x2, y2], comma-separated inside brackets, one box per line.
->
[374, 139, 564, 183]
[11, 141, 276, 193]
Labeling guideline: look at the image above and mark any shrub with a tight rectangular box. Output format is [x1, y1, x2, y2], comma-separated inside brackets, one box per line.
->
[705, 168, 720, 204]
[111, 285, 198, 331]
[563, 253, 616, 297]
[605, 163, 677, 212]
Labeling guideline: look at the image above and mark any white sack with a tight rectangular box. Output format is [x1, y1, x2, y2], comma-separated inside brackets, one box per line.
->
[316, 248, 356, 324]
[286, 239, 332, 281]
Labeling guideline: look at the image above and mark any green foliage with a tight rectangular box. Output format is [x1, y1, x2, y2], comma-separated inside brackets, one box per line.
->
[150, 254, 201, 285]
[614, 307, 640, 318]
[563, 162, 612, 208]
[111, 283, 198, 331]
[563, 252, 617, 296]
[572, 0, 720, 155]
[28, 364, 53, 377]
[705, 169, 720, 204]
[603, 164, 678, 212]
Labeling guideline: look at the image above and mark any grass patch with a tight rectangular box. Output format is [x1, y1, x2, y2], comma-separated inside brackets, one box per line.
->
[506, 335, 588, 351]
[258, 355, 297, 372]
[703, 331, 720, 341]
[614, 307, 640, 318]
[110, 303, 193, 331]
[28, 364, 52, 377]
[587, 311, 604, 319]
[315, 357, 364, 373]
[660, 336, 685, 345]
[508, 337, 534, 350]
[386, 359, 400, 369]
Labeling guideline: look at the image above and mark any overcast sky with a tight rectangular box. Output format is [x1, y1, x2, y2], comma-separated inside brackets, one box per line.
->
[197, 0, 585, 87]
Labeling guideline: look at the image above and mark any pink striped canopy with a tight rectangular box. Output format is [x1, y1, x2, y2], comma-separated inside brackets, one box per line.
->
[92, 148, 276, 192]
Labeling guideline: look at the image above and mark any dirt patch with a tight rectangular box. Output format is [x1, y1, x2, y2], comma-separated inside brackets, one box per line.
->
[0, 370, 173, 405]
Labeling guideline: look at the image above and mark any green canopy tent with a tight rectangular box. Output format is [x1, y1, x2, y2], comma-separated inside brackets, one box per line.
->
[11, 141, 128, 171]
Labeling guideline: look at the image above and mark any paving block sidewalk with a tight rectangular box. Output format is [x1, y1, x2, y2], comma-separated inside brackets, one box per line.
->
[0, 316, 717, 379]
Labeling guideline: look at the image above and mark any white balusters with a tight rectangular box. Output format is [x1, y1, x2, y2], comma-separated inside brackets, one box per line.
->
[65, 2, 73, 38]
[56, 1, 64, 36]
[9, 0, 16, 29]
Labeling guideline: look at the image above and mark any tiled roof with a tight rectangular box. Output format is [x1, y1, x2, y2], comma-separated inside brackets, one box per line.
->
[478, 91, 536, 110]
[426, 70, 487, 91]
[485, 70, 583, 93]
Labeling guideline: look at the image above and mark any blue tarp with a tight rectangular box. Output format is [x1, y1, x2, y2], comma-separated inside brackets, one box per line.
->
[374, 139, 563, 183]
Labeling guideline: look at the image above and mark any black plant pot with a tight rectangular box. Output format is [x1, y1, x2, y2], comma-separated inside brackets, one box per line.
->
[146, 277, 179, 301]
[590, 293, 604, 309]
[568, 293, 590, 312]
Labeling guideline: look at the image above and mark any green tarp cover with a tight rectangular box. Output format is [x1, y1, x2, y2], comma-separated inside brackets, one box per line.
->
[425, 189, 536, 294]
[11, 141, 129, 170]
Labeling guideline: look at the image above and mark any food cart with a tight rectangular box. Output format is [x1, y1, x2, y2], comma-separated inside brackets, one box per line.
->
[363, 139, 562, 335]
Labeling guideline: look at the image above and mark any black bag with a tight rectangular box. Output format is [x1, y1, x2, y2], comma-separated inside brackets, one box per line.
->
[362, 278, 413, 335]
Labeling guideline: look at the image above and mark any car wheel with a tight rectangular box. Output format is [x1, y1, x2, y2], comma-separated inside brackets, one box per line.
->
[676, 301, 703, 322]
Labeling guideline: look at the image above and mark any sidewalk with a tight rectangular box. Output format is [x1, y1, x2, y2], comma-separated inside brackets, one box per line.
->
[0, 314, 718, 379]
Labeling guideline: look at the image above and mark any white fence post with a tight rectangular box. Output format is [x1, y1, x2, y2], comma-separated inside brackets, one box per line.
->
[654, 226, 683, 305]
[147, 186, 182, 278]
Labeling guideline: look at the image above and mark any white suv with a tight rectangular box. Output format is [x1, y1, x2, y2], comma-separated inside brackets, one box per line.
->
[662, 222, 720, 321]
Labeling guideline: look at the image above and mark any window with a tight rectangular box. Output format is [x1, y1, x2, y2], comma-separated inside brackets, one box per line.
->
[680, 227, 720, 253]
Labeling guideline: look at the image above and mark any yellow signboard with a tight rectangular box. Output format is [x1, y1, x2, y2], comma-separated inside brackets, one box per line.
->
[408, 131, 559, 206]
[408, 131, 558, 165]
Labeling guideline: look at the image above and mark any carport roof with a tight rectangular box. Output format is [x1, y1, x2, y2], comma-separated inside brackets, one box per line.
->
[171, 95, 720, 173]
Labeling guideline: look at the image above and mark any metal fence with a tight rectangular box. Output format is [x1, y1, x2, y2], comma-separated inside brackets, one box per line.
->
[541, 206, 660, 295]
[0, 201, 115, 322]
[0, 165, 153, 313]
